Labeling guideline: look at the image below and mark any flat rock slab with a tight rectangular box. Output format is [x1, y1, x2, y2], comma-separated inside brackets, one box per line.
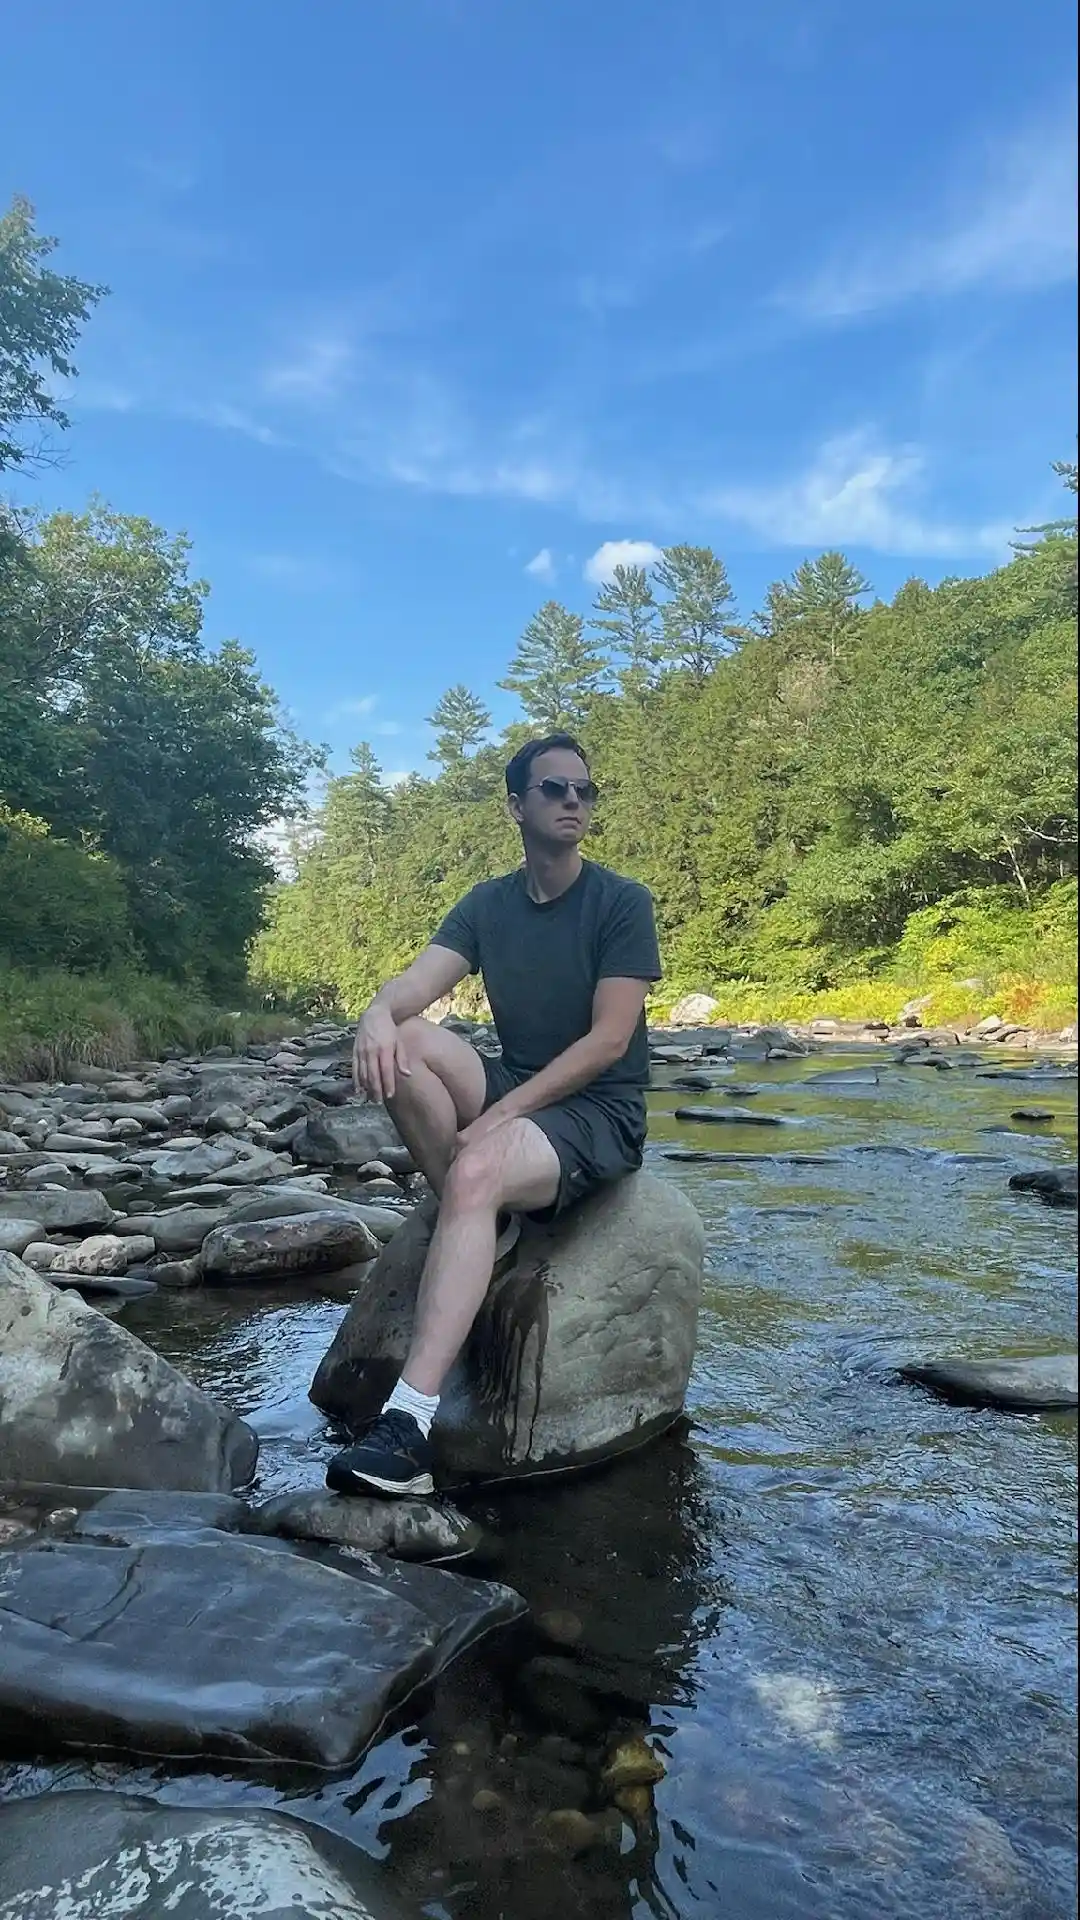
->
[664, 1148, 840, 1165]
[1010, 1108, 1055, 1122]
[0, 1534, 523, 1768]
[1008, 1166, 1078, 1209]
[899, 1355, 1078, 1412]
[67, 1488, 250, 1541]
[247, 1489, 486, 1564]
[0, 1792, 416, 1919]
[201, 1210, 379, 1282]
[673, 1106, 787, 1125]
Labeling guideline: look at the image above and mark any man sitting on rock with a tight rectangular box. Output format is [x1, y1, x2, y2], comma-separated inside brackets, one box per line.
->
[326, 733, 662, 1497]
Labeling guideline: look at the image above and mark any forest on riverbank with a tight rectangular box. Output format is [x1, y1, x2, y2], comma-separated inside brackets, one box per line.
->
[1, 200, 1077, 1074]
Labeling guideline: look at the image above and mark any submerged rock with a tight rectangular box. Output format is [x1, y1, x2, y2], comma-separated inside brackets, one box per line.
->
[1008, 1166, 1078, 1209]
[311, 1171, 704, 1481]
[0, 1252, 257, 1490]
[0, 1792, 418, 1919]
[0, 1532, 522, 1769]
[673, 1105, 786, 1125]
[899, 1354, 1077, 1412]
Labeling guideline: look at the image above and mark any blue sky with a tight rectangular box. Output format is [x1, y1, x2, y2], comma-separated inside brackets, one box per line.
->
[4, 0, 1076, 780]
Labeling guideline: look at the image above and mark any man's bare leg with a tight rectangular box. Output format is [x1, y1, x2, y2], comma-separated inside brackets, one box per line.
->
[403, 1117, 561, 1394]
[326, 1115, 560, 1496]
[383, 1017, 488, 1196]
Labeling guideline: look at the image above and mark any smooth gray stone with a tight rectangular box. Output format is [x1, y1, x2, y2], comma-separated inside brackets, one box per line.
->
[0, 1533, 523, 1768]
[45, 1272, 159, 1300]
[899, 1354, 1078, 1412]
[201, 1210, 379, 1281]
[292, 1103, 401, 1168]
[0, 1189, 113, 1230]
[147, 1205, 228, 1252]
[0, 1218, 43, 1255]
[0, 1792, 417, 1919]
[0, 1253, 256, 1492]
[69, 1487, 249, 1540]
[673, 1106, 787, 1125]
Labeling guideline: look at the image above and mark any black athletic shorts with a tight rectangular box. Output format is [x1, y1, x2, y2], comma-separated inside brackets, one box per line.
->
[482, 1056, 647, 1218]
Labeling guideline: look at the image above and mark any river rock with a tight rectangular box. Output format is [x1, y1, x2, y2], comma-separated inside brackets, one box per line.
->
[202, 1210, 380, 1281]
[48, 1231, 156, 1275]
[150, 1141, 243, 1181]
[0, 1792, 418, 1919]
[85, 1102, 168, 1129]
[0, 1187, 114, 1231]
[1008, 1166, 1078, 1209]
[0, 1252, 257, 1489]
[291, 1104, 401, 1169]
[674, 1105, 786, 1125]
[0, 1532, 522, 1768]
[147, 1204, 229, 1251]
[247, 1488, 486, 1562]
[666, 993, 721, 1026]
[0, 1127, 26, 1153]
[0, 1217, 42, 1255]
[214, 1145, 297, 1184]
[226, 1188, 405, 1241]
[312, 1171, 705, 1480]
[899, 1354, 1078, 1412]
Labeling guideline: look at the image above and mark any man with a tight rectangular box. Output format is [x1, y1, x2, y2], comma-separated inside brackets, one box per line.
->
[326, 732, 662, 1498]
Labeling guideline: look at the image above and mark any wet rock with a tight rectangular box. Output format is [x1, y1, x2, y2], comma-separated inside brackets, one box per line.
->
[0, 1532, 523, 1768]
[312, 1171, 704, 1481]
[0, 1252, 257, 1490]
[150, 1142, 243, 1181]
[247, 1488, 486, 1562]
[0, 1217, 42, 1255]
[0, 1792, 417, 1920]
[899, 1354, 1077, 1412]
[47, 1272, 159, 1301]
[1010, 1107, 1055, 1122]
[292, 1103, 402, 1168]
[533, 1808, 599, 1854]
[252, 1092, 310, 1129]
[67, 1487, 249, 1541]
[201, 1210, 379, 1281]
[514, 1655, 608, 1738]
[601, 1732, 666, 1789]
[674, 1105, 786, 1125]
[153, 1254, 205, 1288]
[213, 1146, 298, 1185]
[536, 1607, 584, 1647]
[147, 1204, 228, 1252]
[0, 1187, 114, 1231]
[1008, 1166, 1077, 1209]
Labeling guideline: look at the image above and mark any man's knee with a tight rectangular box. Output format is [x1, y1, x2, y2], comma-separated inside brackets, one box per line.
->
[443, 1139, 505, 1213]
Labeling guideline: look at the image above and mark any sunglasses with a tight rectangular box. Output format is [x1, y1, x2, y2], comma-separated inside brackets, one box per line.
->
[526, 777, 600, 805]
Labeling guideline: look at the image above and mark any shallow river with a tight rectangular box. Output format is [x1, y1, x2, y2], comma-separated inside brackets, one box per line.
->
[6, 1047, 1078, 1918]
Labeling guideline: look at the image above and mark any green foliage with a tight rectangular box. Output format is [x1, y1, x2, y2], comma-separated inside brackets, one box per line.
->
[590, 565, 661, 697]
[426, 684, 492, 768]
[0, 807, 133, 971]
[653, 544, 740, 678]
[498, 600, 608, 728]
[0, 197, 105, 470]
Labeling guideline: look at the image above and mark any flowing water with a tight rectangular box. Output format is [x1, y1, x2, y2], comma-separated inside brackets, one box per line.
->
[4, 1048, 1077, 1918]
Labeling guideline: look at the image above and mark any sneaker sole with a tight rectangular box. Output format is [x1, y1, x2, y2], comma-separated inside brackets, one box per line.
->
[326, 1463, 435, 1499]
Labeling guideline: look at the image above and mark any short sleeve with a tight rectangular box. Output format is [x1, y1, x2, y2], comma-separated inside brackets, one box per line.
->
[597, 882, 662, 982]
[431, 888, 481, 974]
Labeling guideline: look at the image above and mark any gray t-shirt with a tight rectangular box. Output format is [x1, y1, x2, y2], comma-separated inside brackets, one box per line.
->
[431, 860, 662, 1096]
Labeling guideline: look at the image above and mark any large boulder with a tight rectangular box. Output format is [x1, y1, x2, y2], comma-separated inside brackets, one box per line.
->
[0, 1793, 418, 1920]
[0, 1252, 257, 1490]
[311, 1171, 705, 1481]
[292, 1101, 401, 1167]
[0, 1531, 523, 1769]
[0, 1188, 114, 1232]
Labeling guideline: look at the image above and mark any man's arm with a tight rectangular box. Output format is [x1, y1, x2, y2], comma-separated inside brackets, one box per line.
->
[458, 977, 649, 1140]
[355, 944, 470, 1101]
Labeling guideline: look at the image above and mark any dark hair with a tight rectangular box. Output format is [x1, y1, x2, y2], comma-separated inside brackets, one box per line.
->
[504, 733, 590, 797]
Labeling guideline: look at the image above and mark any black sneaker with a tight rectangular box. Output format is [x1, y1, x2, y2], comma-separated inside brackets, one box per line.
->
[325, 1409, 435, 1499]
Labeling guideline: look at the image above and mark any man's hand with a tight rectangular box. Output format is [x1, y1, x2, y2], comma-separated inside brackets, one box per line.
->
[353, 1005, 411, 1104]
[455, 1102, 516, 1154]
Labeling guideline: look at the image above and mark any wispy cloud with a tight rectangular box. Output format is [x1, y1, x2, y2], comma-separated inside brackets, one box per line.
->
[786, 105, 1077, 321]
[246, 552, 348, 590]
[322, 694, 378, 723]
[524, 547, 556, 580]
[705, 430, 1008, 556]
[584, 539, 663, 583]
[263, 329, 356, 402]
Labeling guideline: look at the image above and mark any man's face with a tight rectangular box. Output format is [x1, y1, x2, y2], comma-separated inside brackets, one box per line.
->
[510, 746, 596, 847]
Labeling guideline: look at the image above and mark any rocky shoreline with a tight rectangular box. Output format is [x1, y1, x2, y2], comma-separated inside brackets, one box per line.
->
[1, 1012, 1076, 1914]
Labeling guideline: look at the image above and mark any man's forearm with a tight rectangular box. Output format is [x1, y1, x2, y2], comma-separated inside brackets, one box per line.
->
[496, 1029, 625, 1118]
[369, 976, 431, 1024]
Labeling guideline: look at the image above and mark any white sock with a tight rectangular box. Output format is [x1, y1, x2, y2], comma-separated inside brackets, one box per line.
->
[382, 1377, 440, 1438]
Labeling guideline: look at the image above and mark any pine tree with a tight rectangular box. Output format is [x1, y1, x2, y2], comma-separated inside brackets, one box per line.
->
[498, 600, 608, 730]
[653, 545, 739, 679]
[763, 551, 872, 660]
[590, 564, 660, 698]
[425, 683, 491, 768]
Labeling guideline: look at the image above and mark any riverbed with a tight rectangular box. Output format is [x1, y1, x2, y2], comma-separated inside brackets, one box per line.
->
[4, 1045, 1077, 1918]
